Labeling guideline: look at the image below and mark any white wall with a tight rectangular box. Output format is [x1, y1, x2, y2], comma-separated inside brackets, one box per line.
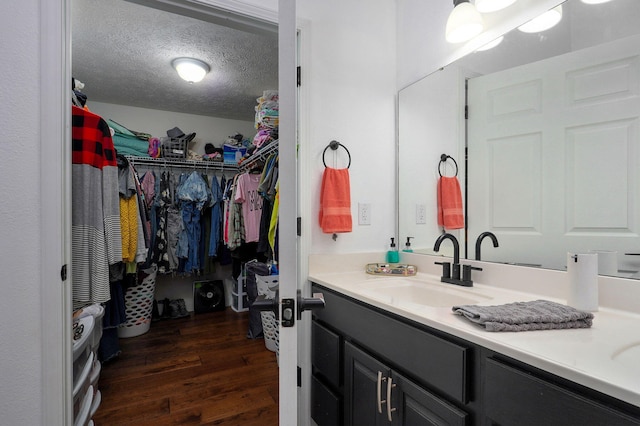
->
[89, 101, 256, 154]
[0, 1, 45, 424]
[298, 0, 398, 255]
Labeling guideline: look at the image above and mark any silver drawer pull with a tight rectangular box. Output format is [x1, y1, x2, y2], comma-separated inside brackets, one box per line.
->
[386, 376, 397, 422]
[377, 371, 387, 414]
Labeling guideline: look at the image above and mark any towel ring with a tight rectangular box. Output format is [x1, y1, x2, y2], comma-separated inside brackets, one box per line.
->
[322, 140, 351, 169]
[438, 154, 458, 177]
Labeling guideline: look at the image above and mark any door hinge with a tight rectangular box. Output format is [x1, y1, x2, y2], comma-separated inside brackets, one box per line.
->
[297, 217, 301, 236]
[465, 105, 469, 119]
[60, 264, 67, 281]
[297, 66, 301, 87]
[297, 366, 302, 387]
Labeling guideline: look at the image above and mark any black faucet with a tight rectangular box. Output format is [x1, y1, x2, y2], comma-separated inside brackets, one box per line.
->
[475, 231, 499, 261]
[434, 233, 482, 287]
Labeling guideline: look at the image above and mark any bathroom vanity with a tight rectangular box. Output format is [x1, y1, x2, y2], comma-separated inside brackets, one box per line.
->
[308, 254, 640, 425]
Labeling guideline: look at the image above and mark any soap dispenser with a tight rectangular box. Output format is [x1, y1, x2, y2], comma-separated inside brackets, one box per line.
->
[403, 237, 414, 252]
[387, 238, 399, 263]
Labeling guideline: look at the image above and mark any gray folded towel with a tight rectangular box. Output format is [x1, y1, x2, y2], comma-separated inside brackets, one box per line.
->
[452, 300, 594, 332]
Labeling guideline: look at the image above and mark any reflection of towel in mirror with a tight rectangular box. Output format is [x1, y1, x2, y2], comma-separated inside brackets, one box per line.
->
[452, 300, 594, 332]
[319, 167, 352, 233]
[437, 176, 464, 229]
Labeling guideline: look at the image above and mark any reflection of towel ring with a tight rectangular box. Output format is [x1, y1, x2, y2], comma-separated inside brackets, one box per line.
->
[323, 140, 351, 168]
[438, 154, 458, 177]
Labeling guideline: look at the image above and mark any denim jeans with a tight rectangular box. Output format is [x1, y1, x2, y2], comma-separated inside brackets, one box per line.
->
[181, 202, 201, 272]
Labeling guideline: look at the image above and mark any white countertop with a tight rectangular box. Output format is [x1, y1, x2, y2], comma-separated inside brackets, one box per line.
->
[308, 253, 640, 408]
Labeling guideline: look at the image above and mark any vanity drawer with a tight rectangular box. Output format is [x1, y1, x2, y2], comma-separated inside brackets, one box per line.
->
[311, 374, 341, 426]
[313, 284, 471, 404]
[312, 320, 341, 388]
[484, 358, 640, 426]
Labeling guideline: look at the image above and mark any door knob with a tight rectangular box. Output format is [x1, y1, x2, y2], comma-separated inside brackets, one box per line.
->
[252, 294, 279, 319]
[297, 291, 325, 320]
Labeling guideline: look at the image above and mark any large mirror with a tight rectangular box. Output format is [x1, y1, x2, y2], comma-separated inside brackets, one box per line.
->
[399, 0, 640, 278]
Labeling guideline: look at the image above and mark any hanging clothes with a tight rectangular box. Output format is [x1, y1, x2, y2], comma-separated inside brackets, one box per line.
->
[208, 174, 223, 258]
[151, 170, 172, 274]
[176, 171, 210, 272]
[71, 106, 122, 308]
[234, 172, 263, 243]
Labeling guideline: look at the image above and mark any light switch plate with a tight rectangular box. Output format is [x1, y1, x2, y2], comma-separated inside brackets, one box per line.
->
[416, 204, 427, 224]
[358, 203, 371, 225]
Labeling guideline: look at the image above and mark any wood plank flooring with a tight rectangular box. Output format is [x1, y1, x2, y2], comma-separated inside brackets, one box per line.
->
[93, 308, 279, 425]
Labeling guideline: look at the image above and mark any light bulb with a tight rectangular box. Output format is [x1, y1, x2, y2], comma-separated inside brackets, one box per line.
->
[446, 1, 484, 43]
[172, 58, 210, 83]
[518, 5, 563, 33]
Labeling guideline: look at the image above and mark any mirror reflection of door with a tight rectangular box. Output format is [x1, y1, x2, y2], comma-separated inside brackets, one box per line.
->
[467, 34, 640, 273]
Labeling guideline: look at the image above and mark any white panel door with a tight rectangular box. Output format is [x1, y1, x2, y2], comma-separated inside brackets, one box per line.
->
[468, 35, 640, 272]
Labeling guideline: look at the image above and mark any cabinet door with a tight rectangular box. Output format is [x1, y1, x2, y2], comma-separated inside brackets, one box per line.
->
[344, 341, 390, 426]
[391, 372, 468, 426]
[485, 358, 640, 426]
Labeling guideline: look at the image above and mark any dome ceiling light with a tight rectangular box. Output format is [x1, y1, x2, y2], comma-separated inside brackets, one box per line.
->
[446, 0, 484, 43]
[172, 58, 210, 83]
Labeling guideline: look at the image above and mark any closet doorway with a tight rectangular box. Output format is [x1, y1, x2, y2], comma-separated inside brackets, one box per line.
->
[69, 0, 297, 423]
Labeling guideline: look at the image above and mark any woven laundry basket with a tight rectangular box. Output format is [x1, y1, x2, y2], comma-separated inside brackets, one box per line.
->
[118, 264, 157, 338]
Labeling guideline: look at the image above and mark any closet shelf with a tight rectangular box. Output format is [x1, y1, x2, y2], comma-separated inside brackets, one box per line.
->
[125, 139, 278, 173]
[238, 140, 279, 172]
[125, 155, 238, 172]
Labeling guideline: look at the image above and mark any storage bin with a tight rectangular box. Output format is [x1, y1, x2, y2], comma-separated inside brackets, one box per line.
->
[161, 137, 188, 159]
[223, 144, 247, 164]
[118, 264, 157, 338]
[232, 290, 249, 312]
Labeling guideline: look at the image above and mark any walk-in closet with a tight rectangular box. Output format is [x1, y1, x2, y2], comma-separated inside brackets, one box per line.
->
[69, 1, 280, 423]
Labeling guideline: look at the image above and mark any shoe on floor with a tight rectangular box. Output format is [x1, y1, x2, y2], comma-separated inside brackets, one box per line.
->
[151, 299, 161, 322]
[161, 298, 172, 319]
[175, 298, 189, 318]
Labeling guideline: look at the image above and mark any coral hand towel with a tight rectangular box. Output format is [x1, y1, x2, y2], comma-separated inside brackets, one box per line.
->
[319, 167, 352, 233]
[437, 176, 464, 229]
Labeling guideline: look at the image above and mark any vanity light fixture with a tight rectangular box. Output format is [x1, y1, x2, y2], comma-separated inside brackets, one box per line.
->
[446, 0, 484, 43]
[172, 58, 210, 83]
[475, 0, 517, 14]
[517, 4, 563, 33]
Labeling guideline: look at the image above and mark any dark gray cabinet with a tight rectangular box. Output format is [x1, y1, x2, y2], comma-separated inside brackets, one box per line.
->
[484, 357, 640, 426]
[345, 341, 468, 426]
[311, 283, 640, 426]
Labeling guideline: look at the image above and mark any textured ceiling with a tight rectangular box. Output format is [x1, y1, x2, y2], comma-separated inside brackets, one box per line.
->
[72, 0, 278, 121]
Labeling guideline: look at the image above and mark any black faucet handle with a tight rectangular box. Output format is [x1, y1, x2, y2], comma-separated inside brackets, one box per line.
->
[434, 261, 451, 279]
[462, 264, 483, 283]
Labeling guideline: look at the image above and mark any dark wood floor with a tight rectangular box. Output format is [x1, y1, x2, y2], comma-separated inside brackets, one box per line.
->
[93, 308, 279, 425]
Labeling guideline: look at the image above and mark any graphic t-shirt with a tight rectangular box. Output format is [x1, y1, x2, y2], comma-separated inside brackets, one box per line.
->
[234, 173, 263, 243]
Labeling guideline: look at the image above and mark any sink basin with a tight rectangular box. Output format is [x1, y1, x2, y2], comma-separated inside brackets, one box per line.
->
[611, 342, 640, 369]
[356, 278, 490, 308]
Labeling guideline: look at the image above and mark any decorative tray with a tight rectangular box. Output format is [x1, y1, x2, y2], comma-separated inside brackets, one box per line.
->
[366, 263, 417, 276]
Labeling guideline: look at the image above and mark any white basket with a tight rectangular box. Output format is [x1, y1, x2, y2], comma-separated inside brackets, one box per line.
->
[261, 311, 279, 353]
[257, 275, 279, 353]
[118, 264, 157, 338]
